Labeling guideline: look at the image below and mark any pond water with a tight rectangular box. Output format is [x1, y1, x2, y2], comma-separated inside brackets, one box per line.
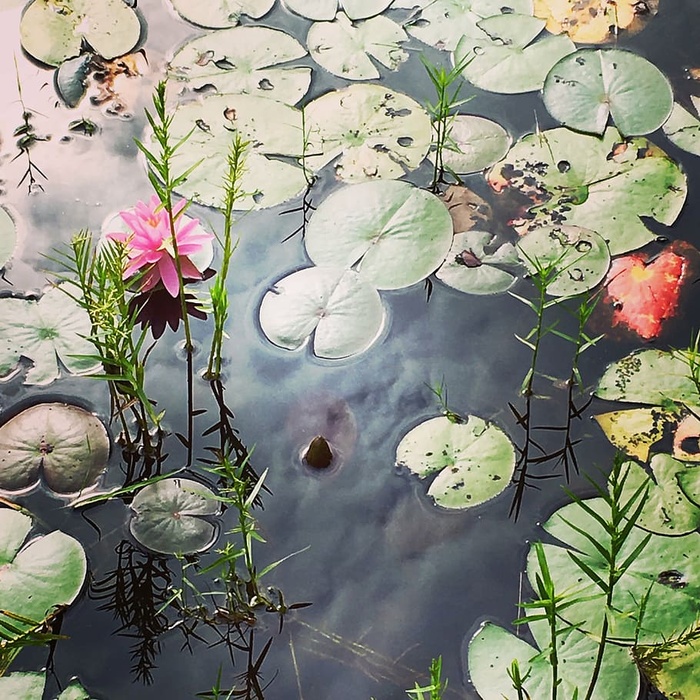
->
[1, 0, 700, 698]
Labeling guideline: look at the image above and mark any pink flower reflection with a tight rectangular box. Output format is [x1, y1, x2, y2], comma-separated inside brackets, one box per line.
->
[107, 195, 213, 297]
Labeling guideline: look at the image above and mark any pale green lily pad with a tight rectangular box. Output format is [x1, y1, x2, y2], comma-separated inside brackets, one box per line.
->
[593, 408, 675, 462]
[395, 415, 515, 509]
[517, 224, 611, 296]
[0, 285, 101, 386]
[167, 26, 311, 106]
[0, 672, 45, 699]
[468, 620, 639, 700]
[488, 127, 687, 255]
[678, 467, 700, 509]
[663, 101, 700, 157]
[259, 267, 385, 359]
[307, 13, 408, 81]
[168, 0, 275, 28]
[56, 679, 93, 700]
[531, 498, 700, 644]
[304, 181, 453, 290]
[543, 49, 674, 136]
[130, 478, 220, 555]
[283, 0, 392, 21]
[20, 0, 141, 67]
[637, 633, 700, 700]
[0, 509, 87, 635]
[0, 403, 110, 496]
[619, 455, 700, 536]
[454, 14, 574, 94]
[0, 206, 17, 269]
[166, 94, 307, 210]
[435, 230, 518, 295]
[394, 0, 534, 51]
[304, 84, 432, 182]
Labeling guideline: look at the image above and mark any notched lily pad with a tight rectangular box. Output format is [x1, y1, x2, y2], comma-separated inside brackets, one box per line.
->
[395, 415, 515, 509]
[168, 0, 275, 28]
[130, 478, 220, 555]
[0, 403, 110, 495]
[283, 0, 393, 21]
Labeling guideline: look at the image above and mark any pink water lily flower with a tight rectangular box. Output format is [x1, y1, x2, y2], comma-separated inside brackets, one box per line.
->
[108, 196, 213, 297]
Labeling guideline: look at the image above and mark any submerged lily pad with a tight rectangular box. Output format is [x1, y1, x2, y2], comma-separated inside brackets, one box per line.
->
[0, 509, 87, 634]
[0, 207, 17, 270]
[543, 49, 673, 136]
[283, 0, 392, 21]
[304, 181, 453, 290]
[130, 478, 220, 555]
[168, 0, 275, 28]
[488, 127, 687, 255]
[307, 13, 408, 80]
[304, 84, 432, 182]
[259, 267, 385, 359]
[20, 0, 141, 67]
[0, 286, 101, 386]
[663, 101, 700, 157]
[167, 26, 310, 106]
[454, 14, 575, 94]
[395, 415, 515, 509]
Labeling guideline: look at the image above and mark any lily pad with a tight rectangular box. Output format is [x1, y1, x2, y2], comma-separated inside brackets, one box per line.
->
[303, 84, 432, 182]
[393, 0, 534, 51]
[435, 230, 519, 295]
[56, 679, 94, 700]
[20, 0, 141, 67]
[636, 633, 700, 700]
[0, 509, 87, 634]
[454, 14, 575, 94]
[0, 285, 101, 386]
[259, 267, 385, 359]
[282, 0, 393, 21]
[130, 478, 220, 555]
[166, 94, 307, 210]
[0, 672, 45, 699]
[517, 224, 611, 297]
[304, 181, 453, 290]
[307, 13, 408, 81]
[594, 408, 675, 462]
[395, 415, 515, 509]
[488, 127, 687, 255]
[673, 413, 700, 463]
[543, 49, 673, 136]
[167, 26, 311, 106]
[663, 101, 700, 157]
[0, 206, 17, 270]
[0, 403, 110, 496]
[678, 466, 700, 508]
[168, 0, 275, 28]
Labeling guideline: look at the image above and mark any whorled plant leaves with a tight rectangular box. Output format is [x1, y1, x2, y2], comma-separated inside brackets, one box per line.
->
[307, 13, 408, 80]
[259, 267, 385, 359]
[0, 403, 110, 496]
[395, 415, 516, 509]
[0, 673, 93, 700]
[282, 0, 393, 21]
[488, 127, 687, 255]
[168, 0, 275, 29]
[454, 14, 575, 94]
[517, 224, 611, 297]
[304, 181, 453, 290]
[20, 0, 142, 67]
[543, 49, 674, 136]
[0, 285, 101, 386]
[0, 509, 87, 635]
[663, 99, 700, 157]
[303, 84, 432, 182]
[130, 478, 220, 555]
[0, 206, 17, 270]
[435, 230, 519, 295]
[167, 26, 311, 106]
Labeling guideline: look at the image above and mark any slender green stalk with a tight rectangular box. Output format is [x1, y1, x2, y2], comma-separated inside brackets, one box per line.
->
[406, 656, 447, 700]
[507, 659, 532, 700]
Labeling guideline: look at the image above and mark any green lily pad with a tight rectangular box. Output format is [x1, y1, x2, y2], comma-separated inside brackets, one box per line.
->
[395, 415, 515, 509]
[167, 26, 311, 106]
[0, 403, 110, 496]
[0, 206, 17, 270]
[20, 0, 141, 67]
[0, 509, 87, 635]
[678, 467, 700, 509]
[282, 0, 392, 21]
[168, 0, 274, 28]
[307, 13, 408, 80]
[517, 224, 611, 297]
[435, 230, 518, 295]
[304, 84, 432, 182]
[130, 478, 220, 555]
[393, 0, 534, 51]
[56, 679, 93, 700]
[663, 100, 700, 157]
[636, 633, 700, 700]
[304, 181, 453, 290]
[0, 672, 45, 699]
[593, 408, 675, 462]
[543, 49, 674, 136]
[166, 94, 307, 210]
[259, 267, 385, 359]
[488, 127, 687, 255]
[0, 285, 101, 386]
[454, 14, 575, 94]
